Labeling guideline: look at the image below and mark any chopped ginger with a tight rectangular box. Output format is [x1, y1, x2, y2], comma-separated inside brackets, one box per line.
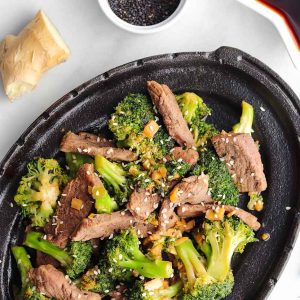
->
[169, 187, 179, 202]
[143, 120, 159, 138]
[71, 198, 83, 210]
[205, 206, 225, 221]
[254, 200, 264, 211]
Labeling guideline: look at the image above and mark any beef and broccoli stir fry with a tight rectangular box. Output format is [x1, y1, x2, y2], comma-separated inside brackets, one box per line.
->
[11, 80, 267, 300]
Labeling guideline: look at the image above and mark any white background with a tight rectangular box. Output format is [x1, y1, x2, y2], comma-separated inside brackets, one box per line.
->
[0, 0, 299, 299]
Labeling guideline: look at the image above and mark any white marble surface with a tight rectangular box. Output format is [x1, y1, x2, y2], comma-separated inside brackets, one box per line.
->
[0, 0, 299, 299]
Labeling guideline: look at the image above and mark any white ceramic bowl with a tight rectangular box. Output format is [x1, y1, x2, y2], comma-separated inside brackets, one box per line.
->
[98, 0, 187, 34]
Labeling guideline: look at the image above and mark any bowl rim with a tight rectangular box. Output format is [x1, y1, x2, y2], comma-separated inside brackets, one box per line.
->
[98, 0, 187, 34]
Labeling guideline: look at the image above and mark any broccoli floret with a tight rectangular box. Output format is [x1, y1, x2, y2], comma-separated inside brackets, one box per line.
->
[11, 246, 49, 300]
[127, 279, 183, 300]
[109, 94, 155, 141]
[24, 231, 92, 279]
[109, 93, 175, 163]
[198, 218, 257, 283]
[14, 158, 68, 227]
[175, 237, 233, 300]
[176, 92, 218, 147]
[80, 260, 115, 294]
[191, 149, 239, 205]
[95, 154, 131, 205]
[126, 163, 155, 191]
[192, 120, 219, 148]
[176, 92, 211, 123]
[65, 153, 94, 178]
[92, 185, 118, 214]
[126, 127, 175, 163]
[232, 101, 264, 210]
[104, 229, 174, 281]
[165, 159, 191, 180]
[247, 192, 264, 211]
[232, 101, 254, 134]
[152, 127, 176, 157]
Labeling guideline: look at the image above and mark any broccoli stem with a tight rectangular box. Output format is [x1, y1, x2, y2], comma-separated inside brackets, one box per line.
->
[205, 225, 232, 282]
[118, 259, 173, 279]
[92, 185, 118, 214]
[175, 238, 208, 285]
[157, 280, 183, 298]
[24, 231, 72, 267]
[232, 101, 254, 134]
[11, 246, 32, 291]
[95, 155, 126, 190]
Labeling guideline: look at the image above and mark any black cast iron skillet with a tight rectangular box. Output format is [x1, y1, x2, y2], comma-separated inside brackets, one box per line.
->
[0, 47, 299, 300]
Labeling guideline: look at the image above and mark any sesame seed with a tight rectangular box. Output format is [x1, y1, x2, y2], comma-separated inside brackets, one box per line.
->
[120, 211, 125, 216]
[260, 106, 265, 112]
[86, 170, 91, 175]
[107, 148, 114, 155]
[233, 137, 237, 143]
[10, 203, 13, 208]
[136, 207, 140, 212]
[251, 173, 255, 177]
[182, 207, 186, 213]
[286, 206, 291, 210]
[109, 233, 114, 239]
[62, 194, 67, 197]
[108, 268, 113, 273]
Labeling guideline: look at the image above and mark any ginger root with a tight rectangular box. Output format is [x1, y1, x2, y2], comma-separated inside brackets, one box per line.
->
[0, 10, 70, 100]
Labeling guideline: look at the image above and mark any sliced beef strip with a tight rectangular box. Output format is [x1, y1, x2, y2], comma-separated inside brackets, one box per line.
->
[78, 132, 115, 147]
[28, 264, 101, 300]
[168, 147, 199, 166]
[177, 203, 261, 231]
[135, 222, 157, 238]
[61, 131, 137, 162]
[170, 175, 212, 205]
[72, 210, 155, 241]
[212, 132, 267, 193]
[45, 163, 101, 248]
[158, 199, 179, 232]
[147, 81, 195, 148]
[72, 211, 135, 241]
[127, 188, 161, 220]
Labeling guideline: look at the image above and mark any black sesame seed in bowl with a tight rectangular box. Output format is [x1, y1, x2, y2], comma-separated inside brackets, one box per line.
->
[108, 0, 181, 26]
[98, 0, 187, 34]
